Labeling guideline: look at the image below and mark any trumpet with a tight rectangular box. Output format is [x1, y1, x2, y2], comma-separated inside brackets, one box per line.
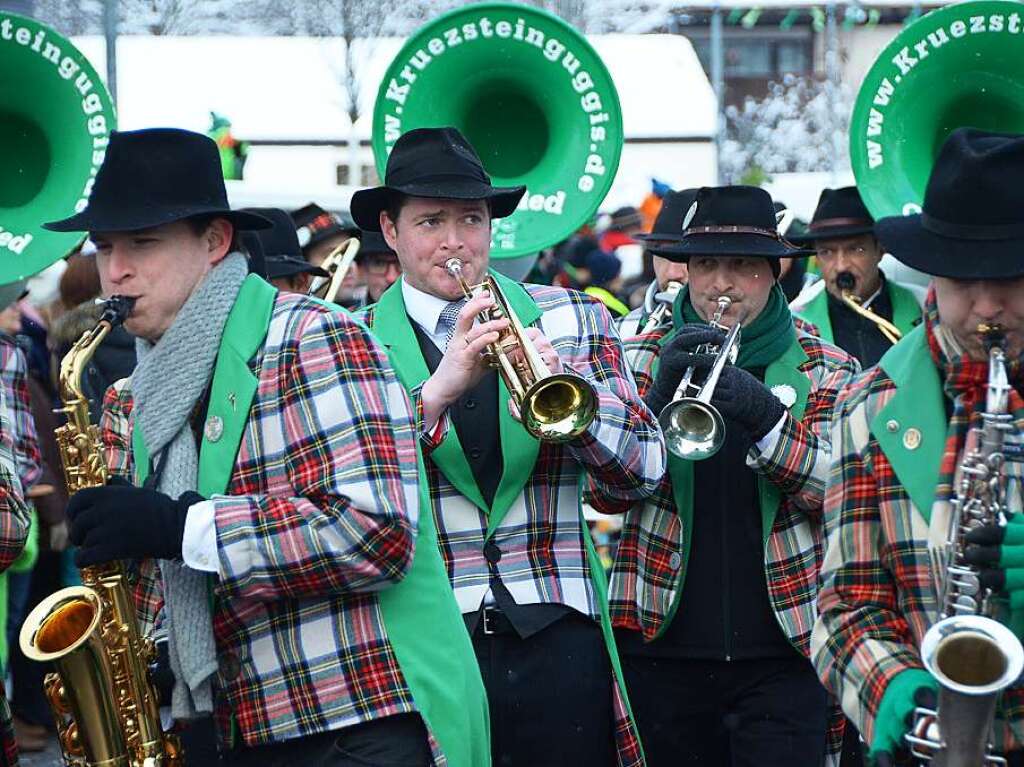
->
[309, 236, 361, 305]
[836, 272, 902, 345]
[444, 258, 597, 442]
[642, 280, 683, 334]
[659, 296, 742, 460]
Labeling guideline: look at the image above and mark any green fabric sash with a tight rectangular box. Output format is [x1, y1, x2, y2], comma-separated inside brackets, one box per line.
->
[658, 291, 810, 639]
[132, 275, 489, 765]
[674, 283, 796, 369]
[796, 279, 922, 344]
[372, 274, 643, 761]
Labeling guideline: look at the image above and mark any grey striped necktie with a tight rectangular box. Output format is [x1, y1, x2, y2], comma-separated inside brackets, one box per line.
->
[439, 299, 467, 350]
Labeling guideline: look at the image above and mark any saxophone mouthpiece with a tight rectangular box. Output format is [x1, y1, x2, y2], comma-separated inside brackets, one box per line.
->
[978, 323, 1006, 352]
[98, 295, 135, 326]
[836, 272, 856, 293]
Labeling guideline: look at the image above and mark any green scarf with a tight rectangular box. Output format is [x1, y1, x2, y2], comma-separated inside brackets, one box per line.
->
[671, 283, 796, 369]
[655, 282, 808, 639]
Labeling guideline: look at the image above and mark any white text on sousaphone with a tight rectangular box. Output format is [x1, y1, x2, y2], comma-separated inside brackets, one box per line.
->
[382, 15, 613, 200]
[864, 10, 1023, 172]
[1, 17, 111, 219]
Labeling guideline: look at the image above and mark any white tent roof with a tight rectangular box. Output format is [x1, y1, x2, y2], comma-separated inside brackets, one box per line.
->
[71, 32, 715, 142]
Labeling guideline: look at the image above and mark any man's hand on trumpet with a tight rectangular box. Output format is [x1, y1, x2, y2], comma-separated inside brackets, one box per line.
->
[421, 292, 508, 428]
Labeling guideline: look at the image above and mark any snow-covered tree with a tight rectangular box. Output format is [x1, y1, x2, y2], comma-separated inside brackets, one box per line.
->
[720, 74, 851, 185]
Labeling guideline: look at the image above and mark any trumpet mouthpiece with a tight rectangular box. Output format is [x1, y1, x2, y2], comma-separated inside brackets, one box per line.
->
[836, 272, 856, 292]
[444, 258, 464, 275]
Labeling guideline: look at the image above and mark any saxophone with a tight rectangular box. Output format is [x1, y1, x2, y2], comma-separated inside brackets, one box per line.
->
[906, 327, 1024, 767]
[18, 296, 183, 767]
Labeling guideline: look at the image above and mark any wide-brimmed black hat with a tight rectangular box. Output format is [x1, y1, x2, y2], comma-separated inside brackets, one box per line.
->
[291, 203, 358, 255]
[649, 186, 815, 262]
[877, 128, 1024, 279]
[355, 230, 397, 261]
[636, 188, 698, 245]
[44, 128, 270, 233]
[790, 186, 875, 243]
[350, 127, 525, 232]
[242, 208, 330, 281]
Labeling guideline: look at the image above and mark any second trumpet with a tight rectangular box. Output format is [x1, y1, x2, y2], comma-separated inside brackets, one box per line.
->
[659, 296, 743, 461]
[445, 258, 597, 442]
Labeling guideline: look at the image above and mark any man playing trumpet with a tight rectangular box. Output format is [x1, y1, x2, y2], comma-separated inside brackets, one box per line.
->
[590, 185, 858, 766]
[353, 126, 665, 767]
[813, 129, 1024, 766]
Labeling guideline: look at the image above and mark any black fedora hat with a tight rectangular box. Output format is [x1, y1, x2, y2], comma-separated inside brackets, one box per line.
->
[649, 186, 815, 263]
[242, 208, 329, 282]
[350, 127, 525, 232]
[877, 128, 1024, 279]
[636, 188, 698, 245]
[355, 230, 397, 260]
[291, 203, 358, 256]
[790, 186, 875, 243]
[44, 128, 270, 233]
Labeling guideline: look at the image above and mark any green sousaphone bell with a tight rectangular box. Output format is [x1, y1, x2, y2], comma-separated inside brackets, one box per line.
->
[372, 2, 623, 260]
[850, 0, 1024, 220]
[0, 12, 116, 282]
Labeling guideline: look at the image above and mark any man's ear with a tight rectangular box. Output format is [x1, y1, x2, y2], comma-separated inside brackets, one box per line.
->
[380, 211, 399, 251]
[206, 218, 235, 264]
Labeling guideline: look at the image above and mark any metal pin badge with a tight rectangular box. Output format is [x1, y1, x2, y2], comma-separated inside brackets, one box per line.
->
[886, 419, 900, 433]
[204, 415, 224, 443]
[228, 392, 237, 411]
[903, 427, 922, 450]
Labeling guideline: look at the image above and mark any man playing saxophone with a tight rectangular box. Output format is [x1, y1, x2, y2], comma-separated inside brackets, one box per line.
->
[812, 129, 1024, 766]
[42, 127, 488, 766]
[353, 126, 665, 767]
[589, 185, 859, 766]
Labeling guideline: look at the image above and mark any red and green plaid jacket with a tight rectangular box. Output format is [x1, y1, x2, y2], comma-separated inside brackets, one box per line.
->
[590, 323, 857, 764]
[100, 293, 436, 753]
[811, 325, 1024, 751]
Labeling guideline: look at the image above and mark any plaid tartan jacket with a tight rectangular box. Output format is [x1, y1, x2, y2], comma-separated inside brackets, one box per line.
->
[591, 325, 858, 648]
[0, 334, 41, 490]
[0, 382, 30, 766]
[101, 292, 433, 751]
[811, 325, 1024, 751]
[358, 279, 665, 767]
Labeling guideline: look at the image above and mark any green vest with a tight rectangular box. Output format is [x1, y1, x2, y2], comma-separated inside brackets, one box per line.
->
[371, 273, 643, 758]
[131, 275, 489, 766]
[797, 279, 921, 345]
[870, 324, 947, 523]
[659, 331, 812, 637]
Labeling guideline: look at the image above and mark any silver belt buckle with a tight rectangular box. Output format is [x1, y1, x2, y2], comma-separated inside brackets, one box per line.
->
[482, 607, 498, 636]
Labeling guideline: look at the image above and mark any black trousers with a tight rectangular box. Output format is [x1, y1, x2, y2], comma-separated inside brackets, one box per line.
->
[223, 713, 431, 767]
[622, 654, 827, 767]
[471, 610, 616, 767]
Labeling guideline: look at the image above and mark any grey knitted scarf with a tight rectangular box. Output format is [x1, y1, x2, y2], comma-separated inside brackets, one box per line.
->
[131, 252, 248, 719]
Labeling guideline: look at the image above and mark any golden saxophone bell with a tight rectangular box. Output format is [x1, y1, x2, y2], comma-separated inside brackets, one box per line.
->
[309, 237, 361, 305]
[20, 295, 183, 767]
[836, 272, 902, 345]
[445, 258, 597, 442]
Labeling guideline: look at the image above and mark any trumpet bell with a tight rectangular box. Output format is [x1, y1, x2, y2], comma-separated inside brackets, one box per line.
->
[659, 398, 726, 461]
[522, 373, 598, 442]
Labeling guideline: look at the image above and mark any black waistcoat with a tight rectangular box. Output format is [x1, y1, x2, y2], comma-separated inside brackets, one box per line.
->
[412, 325, 503, 506]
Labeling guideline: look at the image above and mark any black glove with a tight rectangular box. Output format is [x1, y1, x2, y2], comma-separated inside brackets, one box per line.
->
[68, 481, 203, 567]
[708, 365, 787, 441]
[644, 324, 726, 415]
